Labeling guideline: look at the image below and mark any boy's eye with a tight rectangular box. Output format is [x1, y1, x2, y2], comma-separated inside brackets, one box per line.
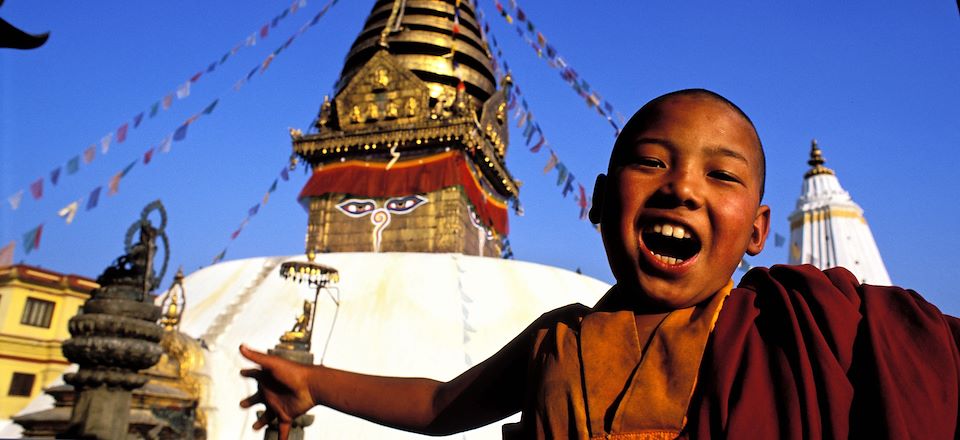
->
[635, 157, 666, 168]
[708, 170, 741, 183]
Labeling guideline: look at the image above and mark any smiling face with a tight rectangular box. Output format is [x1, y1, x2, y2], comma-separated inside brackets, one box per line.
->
[591, 92, 770, 311]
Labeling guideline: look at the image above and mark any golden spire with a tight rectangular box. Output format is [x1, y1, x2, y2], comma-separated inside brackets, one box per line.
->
[160, 267, 186, 330]
[805, 139, 835, 178]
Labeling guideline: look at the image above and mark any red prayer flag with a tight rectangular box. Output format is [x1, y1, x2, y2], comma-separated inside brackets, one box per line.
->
[260, 24, 269, 38]
[29, 178, 43, 200]
[143, 148, 155, 165]
[529, 134, 546, 153]
[190, 71, 202, 83]
[83, 145, 96, 163]
[0, 240, 14, 267]
[116, 123, 129, 143]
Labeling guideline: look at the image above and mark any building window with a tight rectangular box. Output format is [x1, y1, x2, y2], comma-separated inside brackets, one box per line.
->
[20, 297, 55, 328]
[8, 372, 36, 397]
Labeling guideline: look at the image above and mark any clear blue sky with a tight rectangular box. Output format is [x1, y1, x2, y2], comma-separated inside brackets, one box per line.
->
[2, 1, 959, 312]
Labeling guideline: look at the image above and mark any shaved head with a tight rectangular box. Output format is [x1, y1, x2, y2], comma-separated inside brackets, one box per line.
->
[611, 89, 766, 200]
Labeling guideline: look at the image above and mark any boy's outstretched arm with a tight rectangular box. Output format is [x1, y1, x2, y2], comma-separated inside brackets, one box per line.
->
[239, 320, 535, 439]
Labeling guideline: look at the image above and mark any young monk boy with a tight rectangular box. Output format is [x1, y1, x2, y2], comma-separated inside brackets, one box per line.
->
[240, 89, 960, 439]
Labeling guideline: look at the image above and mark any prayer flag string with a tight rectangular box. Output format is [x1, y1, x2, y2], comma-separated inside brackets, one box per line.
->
[2, 0, 338, 263]
[482, 0, 625, 135]
[3, 0, 316, 214]
[476, 6, 596, 229]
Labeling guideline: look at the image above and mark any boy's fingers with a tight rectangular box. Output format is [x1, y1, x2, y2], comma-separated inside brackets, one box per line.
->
[252, 409, 273, 430]
[239, 344, 269, 365]
[240, 368, 262, 379]
[278, 421, 291, 440]
[239, 391, 263, 408]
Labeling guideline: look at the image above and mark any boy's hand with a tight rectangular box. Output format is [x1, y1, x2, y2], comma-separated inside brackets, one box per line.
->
[239, 345, 317, 440]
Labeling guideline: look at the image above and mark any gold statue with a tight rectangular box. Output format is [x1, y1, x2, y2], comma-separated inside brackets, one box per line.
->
[281, 300, 314, 343]
[350, 105, 363, 123]
[367, 102, 380, 120]
[406, 97, 419, 117]
[386, 101, 400, 119]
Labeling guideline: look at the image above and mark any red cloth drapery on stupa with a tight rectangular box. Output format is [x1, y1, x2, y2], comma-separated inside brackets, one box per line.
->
[298, 151, 510, 234]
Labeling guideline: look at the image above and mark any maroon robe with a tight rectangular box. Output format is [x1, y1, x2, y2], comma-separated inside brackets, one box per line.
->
[505, 264, 960, 439]
[687, 264, 960, 439]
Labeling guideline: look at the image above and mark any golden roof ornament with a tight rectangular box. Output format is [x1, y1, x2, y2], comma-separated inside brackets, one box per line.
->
[805, 139, 835, 178]
[160, 267, 186, 330]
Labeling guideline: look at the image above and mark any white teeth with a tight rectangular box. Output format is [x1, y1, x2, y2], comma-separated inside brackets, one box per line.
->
[654, 253, 684, 265]
[645, 222, 694, 241]
[672, 226, 685, 239]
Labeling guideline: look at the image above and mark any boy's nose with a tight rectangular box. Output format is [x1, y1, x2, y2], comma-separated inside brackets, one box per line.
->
[658, 171, 704, 210]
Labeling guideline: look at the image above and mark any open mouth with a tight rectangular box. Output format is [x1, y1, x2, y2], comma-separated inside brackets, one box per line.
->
[640, 222, 702, 266]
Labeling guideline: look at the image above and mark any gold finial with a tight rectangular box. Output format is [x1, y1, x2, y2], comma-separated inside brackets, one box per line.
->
[160, 267, 186, 330]
[805, 139, 835, 178]
[307, 249, 316, 262]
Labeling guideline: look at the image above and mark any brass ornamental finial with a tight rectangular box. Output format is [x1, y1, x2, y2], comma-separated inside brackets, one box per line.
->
[805, 139, 835, 178]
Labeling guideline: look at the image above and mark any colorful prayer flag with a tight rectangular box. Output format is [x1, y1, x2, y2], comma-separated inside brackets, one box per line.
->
[176, 81, 190, 99]
[121, 161, 136, 177]
[577, 184, 589, 219]
[8, 191, 23, 210]
[260, 54, 276, 73]
[230, 229, 242, 240]
[86, 187, 101, 210]
[202, 99, 219, 115]
[50, 167, 61, 186]
[0, 241, 14, 267]
[116, 123, 129, 143]
[163, 94, 173, 110]
[207, 62, 217, 73]
[150, 101, 160, 117]
[280, 167, 290, 181]
[133, 112, 144, 128]
[212, 249, 227, 264]
[159, 135, 172, 153]
[173, 123, 189, 141]
[101, 133, 112, 154]
[190, 71, 203, 83]
[143, 148, 155, 165]
[58, 201, 79, 224]
[260, 24, 269, 38]
[555, 163, 568, 186]
[246, 33, 256, 47]
[22, 224, 42, 254]
[562, 174, 575, 197]
[29, 178, 43, 200]
[108, 172, 122, 196]
[67, 156, 80, 174]
[248, 204, 260, 216]
[529, 134, 545, 153]
[543, 151, 558, 174]
[262, 192, 271, 205]
[83, 145, 95, 163]
[268, 179, 278, 192]
[774, 233, 786, 247]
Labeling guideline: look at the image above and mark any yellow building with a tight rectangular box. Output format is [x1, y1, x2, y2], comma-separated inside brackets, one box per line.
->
[0, 264, 96, 419]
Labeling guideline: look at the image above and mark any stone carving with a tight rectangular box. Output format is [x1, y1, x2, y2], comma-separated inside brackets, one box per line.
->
[60, 201, 168, 439]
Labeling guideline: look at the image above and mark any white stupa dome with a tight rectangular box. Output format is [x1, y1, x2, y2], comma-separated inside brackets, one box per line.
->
[178, 252, 610, 439]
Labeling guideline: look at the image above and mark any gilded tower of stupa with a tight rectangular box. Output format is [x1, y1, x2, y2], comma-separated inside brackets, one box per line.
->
[291, 0, 516, 256]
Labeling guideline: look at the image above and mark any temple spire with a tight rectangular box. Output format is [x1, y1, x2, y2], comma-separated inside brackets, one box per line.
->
[805, 139, 835, 178]
[787, 139, 891, 285]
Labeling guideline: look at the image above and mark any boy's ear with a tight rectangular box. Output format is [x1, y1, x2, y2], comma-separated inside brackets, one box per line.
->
[588, 174, 606, 224]
[746, 204, 771, 256]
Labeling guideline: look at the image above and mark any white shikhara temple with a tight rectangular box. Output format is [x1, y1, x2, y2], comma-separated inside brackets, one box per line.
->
[787, 140, 892, 285]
